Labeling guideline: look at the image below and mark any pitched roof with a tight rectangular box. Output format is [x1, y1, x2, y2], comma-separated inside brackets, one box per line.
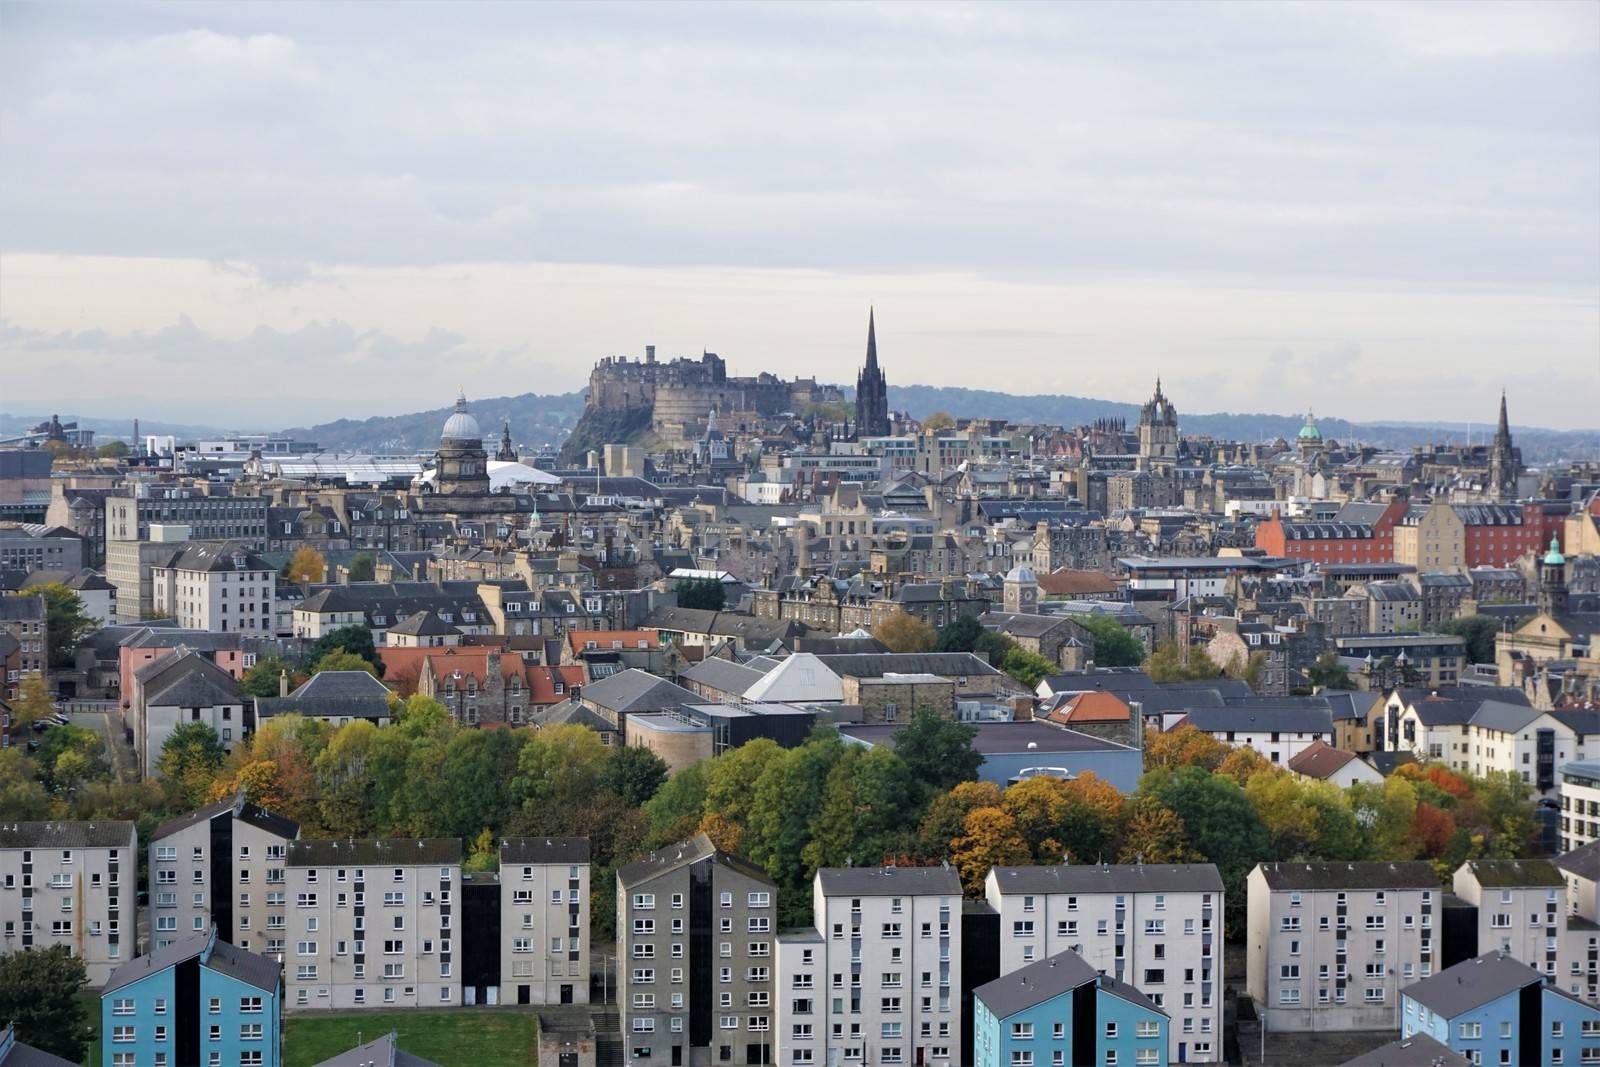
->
[1340, 1035, 1472, 1067]
[973, 949, 1098, 1018]
[816, 866, 961, 897]
[615, 833, 773, 889]
[102, 931, 281, 995]
[989, 863, 1224, 895]
[1459, 858, 1565, 888]
[744, 653, 845, 703]
[1403, 952, 1542, 1018]
[1554, 840, 1600, 881]
[1287, 740, 1361, 779]
[681, 657, 766, 697]
[287, 838, 462, 867]
[0, 820, 135, 850]
[154, 541, 272, 574]
[500, 837, 591, 865]
[1255, 861, 1439, 891]
[814, 652, 1002, 680]
[0, 1024, 80, 1067]
[567, 630, 659, 654]
[386, 610, 461, 637]
[152, 795, 299, 844]
[1047, 691, 1132, 725]
[310, 1032, 443, 1067]
[1182, 704, 1333, 735]
[577, 669, 698, 714]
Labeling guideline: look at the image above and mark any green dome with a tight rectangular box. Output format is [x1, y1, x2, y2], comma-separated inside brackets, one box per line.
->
[1297, 410, 1322, 441]
[1543, 535, 1565, 566]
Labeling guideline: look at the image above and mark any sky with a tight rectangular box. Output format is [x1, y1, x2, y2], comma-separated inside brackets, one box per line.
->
[2, 1, 1597, 430]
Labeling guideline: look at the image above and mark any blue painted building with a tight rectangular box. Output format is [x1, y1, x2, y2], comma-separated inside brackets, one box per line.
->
[101, 927, 281, 1067]
[974, 949, 1169, 1067]
[840, 721, 1144, 791]
[1400, 951, 1600, 1067]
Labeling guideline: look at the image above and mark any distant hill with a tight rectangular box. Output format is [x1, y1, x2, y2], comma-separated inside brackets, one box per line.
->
[278, 391, 588, 453]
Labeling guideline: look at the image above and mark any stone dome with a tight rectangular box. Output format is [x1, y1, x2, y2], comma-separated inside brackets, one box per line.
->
[441, 392, 481, 441]
[1005, 565, 1037, 584]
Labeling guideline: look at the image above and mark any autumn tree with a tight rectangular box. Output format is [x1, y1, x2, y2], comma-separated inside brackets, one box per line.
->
[921, 412, 956, 433]
[1409, 803, 1456, 860]
[156, 721, 227, 809]
[1145, 640, 1220, 683]
[1217, 745, 1273, 785]
[513, 724, 613, 829]
[1118, 795, 1201, 864]
[802, 746, 918, 872]
[33, 724, 109, 794]
[11, 672, 55, 730]
[1143, 725, 1227, 773]
[951, 806, 1030, 896]
[216, 714, 330, 831]
[916, 780, 1004, 861]
[702, 738, 786, 842]
[315, 720, 380, 837]
[285, 546, 328, 584]
[873, 611, 936, 653]
[0, 749, 51, 820]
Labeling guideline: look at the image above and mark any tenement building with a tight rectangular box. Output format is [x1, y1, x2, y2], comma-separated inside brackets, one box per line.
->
[985, 863, 1223, 1065]
[1246, 861, 1439, 1032]
[0, 820, 137, 985]
[282, 838, 462, 1011]
[499, 837, 591, 1006]
[616, 834, 778, 1067]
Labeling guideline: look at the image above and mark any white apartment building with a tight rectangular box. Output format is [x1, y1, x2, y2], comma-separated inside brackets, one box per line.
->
[499, 837, 590, 1006]
[281, 838, 462, 1011]
[1556, 841, 1599, 929]
[147, 794, 299, 953]
[1455, 703, 1595, 801]
[1453, 858, 1598, 1004]
[775, 866, 962, 1067]
[1246, 861, 1440, 1033]
[150, 541, 277, 633]
[985, 863, 1223, 1064]
[0, 821, 137, 985]
[1179, 706, 1334, 767]
[1560, 760, 1600, 852]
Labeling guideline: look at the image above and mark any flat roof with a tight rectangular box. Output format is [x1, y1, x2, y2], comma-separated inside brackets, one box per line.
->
[840, 721, 1133, 755]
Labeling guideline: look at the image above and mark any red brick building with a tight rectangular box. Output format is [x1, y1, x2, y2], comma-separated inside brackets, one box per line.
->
[1254, 499, 1408, 564]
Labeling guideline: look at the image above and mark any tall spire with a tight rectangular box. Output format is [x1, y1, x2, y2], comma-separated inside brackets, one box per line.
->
[1496, 389, 1510, 439]
[855, 307, 889, 439]
[865, 306, 878, 371]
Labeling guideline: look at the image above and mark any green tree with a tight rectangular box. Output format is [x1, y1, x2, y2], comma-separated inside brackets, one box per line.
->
[1146, 766, 1272, 929]
[1077, 615, 1145, 668]
[0, 943, 88, 1063]
[892, 709, 981, 797]
[1001, 646, 1056, 689]
[0, 748, 51, 820]
[1307, 651, 1353, 691]
[312, 649, 380, 677]
[315, 720, 380, 837]
[674, 577, 726, 611]
[23, 583, 99, 663]
[743, 730, 849, 926]
[464, 828, 499, 873]
[33, 724, 109, 793]
[156, 721, 227, 808]
[935, 616, 984, 653]
[514, 724, 613, 821]
[347, 553, 377, 583]
[600, 744, 671, 807]
[438, 728, 529, 839]
[643, 763, 709, 846]
[308, 624, 384, 676]
[1349, 776, 1419, 860]
[802, 746, 918, 872]
[921, 412, 956, 433]
[1145, 640, 1220, 682]
[702, 739, 786, 843]
[240, 656, 294, 698]
[97, 440, 130, 459]
[1438, 616, 1501, 664]
[10, 672, 55, 730]
[872, 611, 936, 653]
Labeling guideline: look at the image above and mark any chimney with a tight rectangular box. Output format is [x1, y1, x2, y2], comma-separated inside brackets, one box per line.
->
[646, 344, 657, 364]
[279, 669, 289, 698]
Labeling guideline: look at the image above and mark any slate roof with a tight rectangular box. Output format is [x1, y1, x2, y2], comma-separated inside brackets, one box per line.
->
[615, 833, 773, 889]
[577, 669, 698, 714]
[0, 596, 44, 621]
[1323, 691, 1382, 722]
[147, 664, 243, 709]
[0, 821, 135, 850]
[1554, 840, 1600, 881]
[1182, 705, 1333, 735]
[528, 700, 619, 733]
[990, 862, 1224, 896]
[973, 949, 1099, 1018]
[816, 866, 961, 897]
[102, 931, 281, 995]
[1403, 952, 1542, 1018]
[256, 670, 392, 721]
[154, 541, 273, 573]
[153, 795, 299, 844]
[310, 1033, 443, 1067]
[815, 652, 1001, 679]
[1255, 861, 1438, 891]
[1340, 1035, 1471, 1067]
[0, 1024, 80, 1067]
[287, 838, 462, 867]
[1287, 740, 1362, 779]
[1459, 858, 1565, 888]
[681, 657, 765, 697]
[386, 610, 461, 638]
[500, 837, 591, 865]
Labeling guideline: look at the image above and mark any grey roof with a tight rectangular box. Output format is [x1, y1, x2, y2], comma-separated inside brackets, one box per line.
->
[528, 700, 619, 733]
[989, 863, 1224, 895]
[0, 596, 44, 621]
[576, 668, 698, 714]
[0, 820, 135, 850]
[1403, 952, 1542, 1018]
[154, 540, 272, 574]
[386, 610, 461, 637]
[1340, 1035, 1472, 1067]
[288, 838, 462, 867]
[310, 1033, 443, 1067]
[1459, 858, 1565, 888]
[0, 1025, 80, 1067]
[1255, 861, 1439, 891]
[841, 721, 1133, 756]
[1554, 839, 1600, 881]
[103, 931, 281, 995]
[816, 866, 961, 897]
[975, 949, 1098, 1017]
[257, 669, 392, 721]
[500, 837, 591, 865]
[1467, 699, 1547, 733]
[1323, 691, 1383, 722]
[148, 665, 243, 709]
[153, 795, 299, 845]
[615, 832, 773, 889]
[1182, 705, 1333, 735]
[681, 657, 766, 696]
[815, 652, 1002, 679]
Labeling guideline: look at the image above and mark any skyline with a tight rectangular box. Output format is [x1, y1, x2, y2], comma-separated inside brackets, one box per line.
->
[2, 1, 1598, 428]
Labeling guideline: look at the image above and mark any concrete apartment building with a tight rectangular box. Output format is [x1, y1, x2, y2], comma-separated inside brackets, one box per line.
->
[985, 864, 1222, 1064]
[282, 838, 462, 1011]
[616, 834, 778, 1067]
[774, 866, 962, 1067]
[0, 820, 137, 985]
[147, 795, 300, 954]
[150, 541, 278, 634]
[1452, 858, 1598, 1003]
[499, 837, 590, 1006]
[1246, 861, 1440, 1033]
[1560, 760, 1600, 852]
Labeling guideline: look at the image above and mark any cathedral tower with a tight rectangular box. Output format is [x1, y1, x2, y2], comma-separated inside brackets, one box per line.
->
[855, 308, 890, 438]
[1488, 391, 1521, 501]
[1137, 377, 1178, 472]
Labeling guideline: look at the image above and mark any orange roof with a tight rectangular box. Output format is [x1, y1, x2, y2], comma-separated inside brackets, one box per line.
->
[1047, 691, 1132, 724]
[566, 630, 660, 653]
[527, 665, 585, 705]
[1036, 569, 1119, 597]
[1287, 739, 1359, 779]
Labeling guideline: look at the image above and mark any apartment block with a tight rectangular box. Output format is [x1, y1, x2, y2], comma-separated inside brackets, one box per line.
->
[0, 820, 136, 985]
[499, 837, 590, 1006]
[101, 928, 282, 1067]
[973, 949, 1169, 1067]
[147, 795, 300, 953]
[1561, 759, 1600, 852]
[1399, 952, 1600, 1067]
[1453, 858, 1598, 1004]
[616, 834, 777, 1067]
[985, 864, 1222, 1064]
[281, 839, 462, 1011]
[1246, 861, 1439, 1032]
[774, 866, 962, 1067]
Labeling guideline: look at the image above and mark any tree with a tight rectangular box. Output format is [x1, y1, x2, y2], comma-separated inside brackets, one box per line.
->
[315, 720, 380, 837]
[600, 744, 670, 807]
[437, 728, 528, 839]
[1001, 647, 1056, 689]
[240, 656, 294, 698]
[643, 763, 709, 846]
[674, 577, 726, 611]
[285, 546, 327, 584]
[1118, 795, 1201, 864]
[308, 624, 384, 676]
[1217, 746, 1273, 785]
[1145, 640, 1220, 683]
[29, 583, 99, 661]
[743, 731, 849, 926]
[347, 553, 376, 583]
[11, 672, 54, 730]
[1225, 650, 1267, 692]
[0, 944, 88, 1063]
[893, 709, 981, 796]
[1147, 766, 1272, 927]
[1307, 651, 1353, 691]
[921, 412, 956, 433]
[1142, 725, 1227, 773]
[464, 828, 499, 873]
[1438, 616, 1500, 664]
[1409, 803, 1456, 860]
[97, 440, 130, 459]
[33, 724, 109, 793]
[802, 746, 918, 871]
[312, 649, 379, 677]
[1077, 615, 1144, 667]
[873, 611, 936, 653]
[156, 721, 227, 808]
[514, 724, 613, 822]
[702, 739, 786, 841]
[935, 616, 984, 653]
[915, 780, 1003, 861]
[951, 806, 1030, 896]
[0, 749, 51, 820]
[217, 714, 329, 831]
[1349, 776, 1419, 860]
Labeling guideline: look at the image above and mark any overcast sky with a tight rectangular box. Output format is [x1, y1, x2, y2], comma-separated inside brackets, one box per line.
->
[2, 1, 1597, 430]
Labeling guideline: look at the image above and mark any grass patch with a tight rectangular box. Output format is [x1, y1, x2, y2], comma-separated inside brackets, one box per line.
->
[79, 992, 102, 1067]
[283, 1008, 539, 1067]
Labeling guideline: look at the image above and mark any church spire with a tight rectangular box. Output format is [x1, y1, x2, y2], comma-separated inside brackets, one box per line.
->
[1496, 389, 1510, 440]
[865, 307, 878, 371]
[855, 307, 889, 439]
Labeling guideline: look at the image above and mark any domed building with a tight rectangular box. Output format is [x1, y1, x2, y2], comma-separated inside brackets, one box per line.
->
[1003, 564, 1038, 614]
[430, 392, 491, 497]
[1296, 409, 1323, 458]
